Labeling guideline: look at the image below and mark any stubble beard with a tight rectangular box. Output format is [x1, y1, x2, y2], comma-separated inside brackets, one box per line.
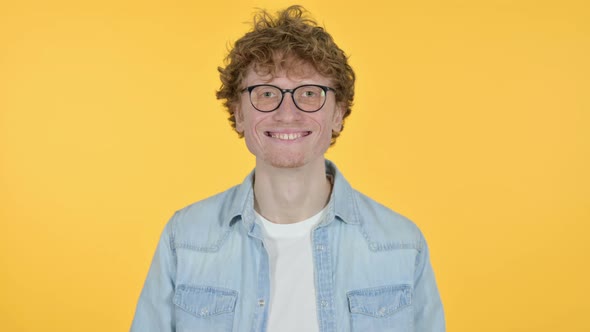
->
[262, 149, 307, 169]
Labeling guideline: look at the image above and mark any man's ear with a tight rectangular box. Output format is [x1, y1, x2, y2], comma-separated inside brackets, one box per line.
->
[332, 104, 345, 133]
[234, 105, 244, 133]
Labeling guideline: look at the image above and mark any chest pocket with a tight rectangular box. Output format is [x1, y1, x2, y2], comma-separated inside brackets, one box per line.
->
[347, 284, 413, 331]
[173, 284, 238, 332]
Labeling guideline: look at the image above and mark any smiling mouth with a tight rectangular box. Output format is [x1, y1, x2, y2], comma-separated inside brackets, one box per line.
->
[265, 131, 312, 140]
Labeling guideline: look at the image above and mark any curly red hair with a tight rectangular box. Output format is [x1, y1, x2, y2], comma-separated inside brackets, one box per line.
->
[216, 5, 355, 144]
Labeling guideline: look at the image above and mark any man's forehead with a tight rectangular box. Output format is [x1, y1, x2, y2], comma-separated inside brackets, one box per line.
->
[246, 61, 326, 83]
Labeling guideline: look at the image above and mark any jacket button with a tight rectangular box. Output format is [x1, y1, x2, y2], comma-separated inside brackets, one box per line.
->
[258, 299, 265, 307]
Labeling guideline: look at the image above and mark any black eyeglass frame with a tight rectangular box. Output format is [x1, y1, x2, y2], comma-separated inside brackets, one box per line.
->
[240, 84, 336, 113]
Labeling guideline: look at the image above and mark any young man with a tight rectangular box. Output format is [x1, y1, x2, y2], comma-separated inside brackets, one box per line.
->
[131, 6, 445, 332]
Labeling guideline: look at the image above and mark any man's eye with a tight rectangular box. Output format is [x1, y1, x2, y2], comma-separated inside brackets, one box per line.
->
[261, 91, 276, 98]
[300, 90, 318, 98]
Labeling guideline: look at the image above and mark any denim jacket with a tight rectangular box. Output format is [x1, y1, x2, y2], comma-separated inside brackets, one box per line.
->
[131, 160, 445, 331]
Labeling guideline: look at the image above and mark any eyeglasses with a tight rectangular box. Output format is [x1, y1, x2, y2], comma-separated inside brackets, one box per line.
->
[241, 84, 335, 113]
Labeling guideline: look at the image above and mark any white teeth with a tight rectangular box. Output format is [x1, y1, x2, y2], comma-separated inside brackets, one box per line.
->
[269, 132, 306, 140]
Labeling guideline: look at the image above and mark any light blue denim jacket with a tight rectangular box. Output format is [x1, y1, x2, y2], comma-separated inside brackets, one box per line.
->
[131, 160, 445, 331]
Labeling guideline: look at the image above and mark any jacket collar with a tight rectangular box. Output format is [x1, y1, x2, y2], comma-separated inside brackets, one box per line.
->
[325, 160, 360, 225]
[223, 159, 360, 229]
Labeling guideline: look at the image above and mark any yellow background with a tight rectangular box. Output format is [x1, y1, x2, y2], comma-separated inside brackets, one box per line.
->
[1, 0, 589, 330]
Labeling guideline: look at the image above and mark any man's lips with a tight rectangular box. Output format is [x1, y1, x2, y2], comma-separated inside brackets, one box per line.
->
[264, 131, 312, 140]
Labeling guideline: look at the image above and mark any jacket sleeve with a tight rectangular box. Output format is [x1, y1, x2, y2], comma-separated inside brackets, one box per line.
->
[131, 216, 177, 331]
[414, 232, 446, 331]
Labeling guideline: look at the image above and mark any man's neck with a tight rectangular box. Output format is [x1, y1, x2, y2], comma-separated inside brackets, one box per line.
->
[253, 159, 332, 224]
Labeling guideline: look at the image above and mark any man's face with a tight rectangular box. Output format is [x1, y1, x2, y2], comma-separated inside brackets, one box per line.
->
[235, 64, 343, 169]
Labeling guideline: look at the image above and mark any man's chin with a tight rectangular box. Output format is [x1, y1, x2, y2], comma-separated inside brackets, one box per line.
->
[269, 159, 305, 169]
[263, 154, 307, 169]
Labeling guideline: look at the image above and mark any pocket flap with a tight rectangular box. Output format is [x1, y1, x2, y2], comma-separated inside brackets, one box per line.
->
[173, 285, 238, 317]
[347, 284, 412, 318]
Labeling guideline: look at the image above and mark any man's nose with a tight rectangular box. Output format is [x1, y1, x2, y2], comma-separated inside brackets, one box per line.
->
[272, 93, 301, 120]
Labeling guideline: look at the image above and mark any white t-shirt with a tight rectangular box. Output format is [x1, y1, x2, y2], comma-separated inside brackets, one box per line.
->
[256, 208, 326, 332]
